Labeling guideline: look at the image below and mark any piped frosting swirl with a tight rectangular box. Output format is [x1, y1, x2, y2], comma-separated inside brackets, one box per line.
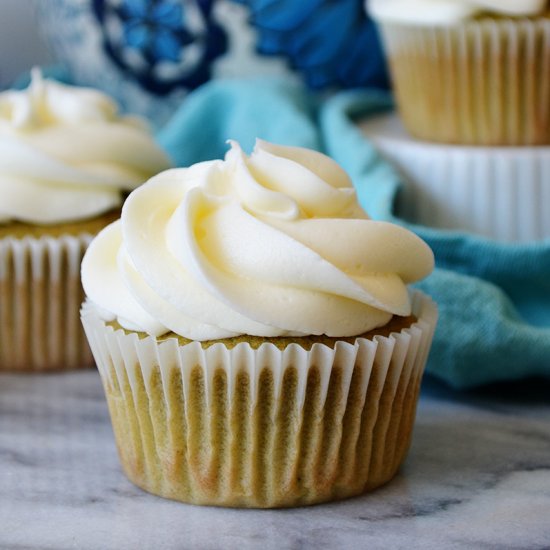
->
[0, 70, 171, 225]
[82, 140, 434, 340]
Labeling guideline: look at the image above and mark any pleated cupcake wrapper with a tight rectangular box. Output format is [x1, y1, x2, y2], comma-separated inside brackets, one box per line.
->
[0, 234, 94, 371]
[81, 291, 437, 508]
[360, 114, 550, 242]
[380, 18, 550, 145]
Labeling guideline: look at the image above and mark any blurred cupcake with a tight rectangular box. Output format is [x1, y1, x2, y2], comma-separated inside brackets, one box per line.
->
[369, 0, 550, 145]
[81, 139, 437, 508]
[0, 70, 171, 371]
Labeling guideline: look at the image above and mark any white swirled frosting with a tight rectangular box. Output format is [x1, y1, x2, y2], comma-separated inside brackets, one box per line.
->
[82, 140, 434, 340]
[368, 0, 548, 26]
[0, 70, 171, 225]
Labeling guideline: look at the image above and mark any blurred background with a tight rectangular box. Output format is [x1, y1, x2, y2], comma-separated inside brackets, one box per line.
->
[0, 0, 388, 123]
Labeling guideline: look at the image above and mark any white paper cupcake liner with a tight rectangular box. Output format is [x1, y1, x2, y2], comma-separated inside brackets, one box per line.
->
[380, 18, 550, 145]
[360, 113, 550, 242]
[0, 234, 94, 371]
[81, 291, 437, 508]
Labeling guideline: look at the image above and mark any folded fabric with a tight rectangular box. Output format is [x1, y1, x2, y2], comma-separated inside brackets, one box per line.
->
[158, 79, 550, 389]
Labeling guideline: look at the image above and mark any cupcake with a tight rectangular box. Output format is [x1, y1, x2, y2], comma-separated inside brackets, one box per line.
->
[81, 139, 437, 508]
[0, 70, 171, 371]
[369, 0, 550, 145]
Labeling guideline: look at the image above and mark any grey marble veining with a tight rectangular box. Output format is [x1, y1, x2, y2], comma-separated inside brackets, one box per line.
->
[1, 371, 549, 550]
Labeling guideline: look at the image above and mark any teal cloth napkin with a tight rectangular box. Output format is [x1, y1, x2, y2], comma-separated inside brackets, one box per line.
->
[157, 78, 550, 389]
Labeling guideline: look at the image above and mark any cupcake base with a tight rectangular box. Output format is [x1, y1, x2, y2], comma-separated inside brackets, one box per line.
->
[0, 210, 119, 371]
[0, 234, 93, 371]
[380, 16, 550, 145]
[81, 292, 437, 508]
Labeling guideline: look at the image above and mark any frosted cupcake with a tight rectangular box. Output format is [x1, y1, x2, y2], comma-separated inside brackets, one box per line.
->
[81, 139, 437, 508]
[0, 70, 171, 371]
[369, 0, 550, 145]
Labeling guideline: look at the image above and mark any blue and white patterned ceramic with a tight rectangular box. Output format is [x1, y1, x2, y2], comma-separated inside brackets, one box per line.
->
[36, 0, 387, 124]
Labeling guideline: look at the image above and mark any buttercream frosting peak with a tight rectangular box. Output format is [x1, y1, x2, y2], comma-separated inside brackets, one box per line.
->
[82, 140, 434, 340]
[1, 69, 119, 131]
[0, 70, 171, 225]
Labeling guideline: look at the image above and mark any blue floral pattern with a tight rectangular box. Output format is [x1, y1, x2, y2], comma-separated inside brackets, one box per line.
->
[92, 0, 227, 95]
[233, 0, 389, 90]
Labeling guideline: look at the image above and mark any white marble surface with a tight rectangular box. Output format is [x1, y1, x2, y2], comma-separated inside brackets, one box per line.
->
[1, 371, 549, 550]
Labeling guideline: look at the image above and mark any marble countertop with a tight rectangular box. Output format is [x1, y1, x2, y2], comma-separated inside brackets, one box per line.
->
[1, 371, 549, 550]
